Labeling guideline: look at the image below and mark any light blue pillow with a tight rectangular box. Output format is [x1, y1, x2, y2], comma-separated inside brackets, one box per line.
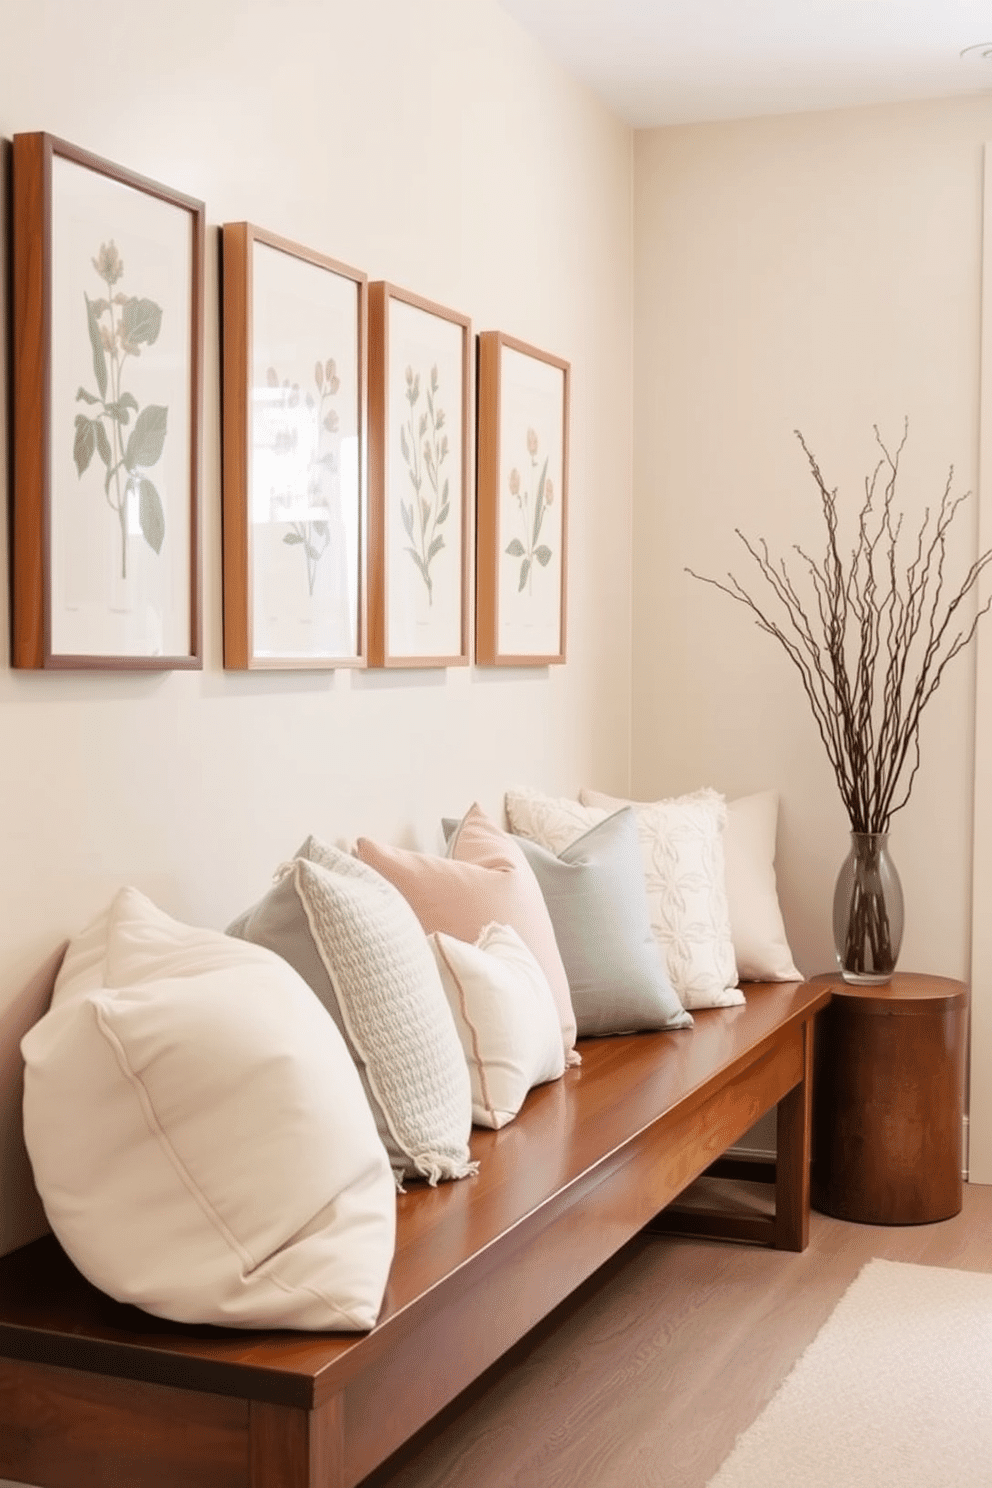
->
[512, 808, 693, 1037]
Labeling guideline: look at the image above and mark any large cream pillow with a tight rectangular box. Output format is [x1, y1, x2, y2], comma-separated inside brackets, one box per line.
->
[21, 888, 396, 1330]
[508, 786, 741, 1010]
[430, 924, 565, 1128]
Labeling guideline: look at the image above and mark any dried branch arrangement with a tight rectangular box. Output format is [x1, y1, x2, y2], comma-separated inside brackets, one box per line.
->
[688, 424, 992, 836]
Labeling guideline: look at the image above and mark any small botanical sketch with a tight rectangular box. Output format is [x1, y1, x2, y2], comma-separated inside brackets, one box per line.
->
[264, 357, 341, 597]
[476, 331, 568, 665]
[399, 363, 449, 604]
[73, 239, 168, 579]
[505, 426, 554, 594]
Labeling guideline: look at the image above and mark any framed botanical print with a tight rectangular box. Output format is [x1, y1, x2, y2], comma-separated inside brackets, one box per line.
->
[11, 132, 204, 669]
[367, 282, 471, 667]
[476, 331, 569, 665]
[221, 223, 366, 669]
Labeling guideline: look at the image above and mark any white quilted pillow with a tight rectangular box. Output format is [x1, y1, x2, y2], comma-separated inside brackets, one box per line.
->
[228, 840, 475, 1186]
[429, 924, 565, 1128]
[507, 786, 742, 1010]
[21, 888, 396, 1330]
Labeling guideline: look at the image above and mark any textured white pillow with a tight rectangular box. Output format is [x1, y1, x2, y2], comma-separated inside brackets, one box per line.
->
[508, 787, 741, 1010]
[228, 840, 475, 1186]
[724, 792, 801, 981]
[21, 888, 396, 1330]
[429, 924, 565, 1129]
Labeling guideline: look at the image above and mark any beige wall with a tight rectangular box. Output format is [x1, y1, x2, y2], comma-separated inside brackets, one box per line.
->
[633, 96, 992, 996]
[0, 0, 634, 1256]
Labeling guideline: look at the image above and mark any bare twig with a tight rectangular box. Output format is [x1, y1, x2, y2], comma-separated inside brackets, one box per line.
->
[686, 424, 992, 835]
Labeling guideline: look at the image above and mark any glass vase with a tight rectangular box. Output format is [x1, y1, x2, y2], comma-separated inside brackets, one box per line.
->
[832, 831, 903, 985]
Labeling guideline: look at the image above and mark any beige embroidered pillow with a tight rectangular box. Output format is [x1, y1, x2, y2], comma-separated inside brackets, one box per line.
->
[229, 841, 475, 1186]
[581, 788, 800, 983]
[429, 924, 565, 1129]
[508, 786, 741, 1009]
[21, 888, 396, 1330]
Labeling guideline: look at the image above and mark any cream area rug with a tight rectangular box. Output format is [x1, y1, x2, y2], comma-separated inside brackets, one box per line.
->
[707, 1259, 992, 1488]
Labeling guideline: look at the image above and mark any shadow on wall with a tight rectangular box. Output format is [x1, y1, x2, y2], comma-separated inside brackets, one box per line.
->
[0, 945, 66, 1258]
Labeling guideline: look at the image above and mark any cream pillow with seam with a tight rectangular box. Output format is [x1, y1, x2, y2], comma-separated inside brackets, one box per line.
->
[22, 887, 396, 1330]
[430, 923, 565, 1128]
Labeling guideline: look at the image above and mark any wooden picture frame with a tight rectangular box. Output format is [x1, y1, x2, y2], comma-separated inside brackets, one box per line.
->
[11, 132, 204, 669]
[367, 282, 471, 667]
[476, 331, 569, 665]
[221, 223, 367, 669]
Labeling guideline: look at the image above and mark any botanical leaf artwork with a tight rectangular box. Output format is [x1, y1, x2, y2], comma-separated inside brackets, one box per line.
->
[73, 240, 168, 579]
[399, 364, 449, 604]
[505, 427, 554, 594]
[267, 358, 340, 596]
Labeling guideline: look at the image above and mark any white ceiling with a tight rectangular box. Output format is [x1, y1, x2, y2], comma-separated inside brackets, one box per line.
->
[497, 0, 992, 127]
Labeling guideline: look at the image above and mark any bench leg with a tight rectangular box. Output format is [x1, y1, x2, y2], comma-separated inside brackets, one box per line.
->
[773, 1016, 814, 1251]
[250, 1397, 343, 1488]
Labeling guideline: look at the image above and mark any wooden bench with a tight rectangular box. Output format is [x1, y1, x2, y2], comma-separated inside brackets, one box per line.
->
[0, 978, 829, 1488]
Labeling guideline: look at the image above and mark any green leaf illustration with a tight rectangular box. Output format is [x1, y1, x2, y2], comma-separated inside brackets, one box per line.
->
[124, 405, 168, 471]
[73, 415, 96, 476]
[532, 458, 549, 546]
[535, 544, 553, 567]
[405, 548, 431, 586]
[84, 294, 108, 400]
[518, 557, 532, 593]
[105, 400, 132, 425]
[437, 504, 450, 525]
[122, 297, 163, 346]
[428, 535, 445, 561]
[76, 386, 101, 405]
[283, 532, 304, 546]
[138, 478, 165, 553]
[94, 422, 112, 468]
[505, 538, 526, 558]
[401, 501, 414, 541]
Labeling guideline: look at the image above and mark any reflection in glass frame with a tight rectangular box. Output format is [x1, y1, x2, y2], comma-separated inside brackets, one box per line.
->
[11, 131, 204, 670]
[221, 223, 367, 669]
[368, 282, 471, 667]
[476, 331, 569, 666]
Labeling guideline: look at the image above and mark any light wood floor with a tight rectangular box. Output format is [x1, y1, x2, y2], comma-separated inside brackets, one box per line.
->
[364, 1179, 992, 1488]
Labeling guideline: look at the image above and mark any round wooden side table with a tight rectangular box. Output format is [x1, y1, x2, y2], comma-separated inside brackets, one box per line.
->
[810, 971, 968, 1225]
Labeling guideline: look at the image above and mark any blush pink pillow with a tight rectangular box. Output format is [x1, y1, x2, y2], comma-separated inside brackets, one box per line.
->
[356, 804, 577, 1062]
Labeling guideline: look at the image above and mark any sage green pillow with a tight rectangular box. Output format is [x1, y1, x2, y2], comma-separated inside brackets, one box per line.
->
[513, 808, 693, 1037]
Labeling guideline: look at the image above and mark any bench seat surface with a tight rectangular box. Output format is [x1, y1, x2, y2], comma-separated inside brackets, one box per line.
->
[0, 978, 829, 1488]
